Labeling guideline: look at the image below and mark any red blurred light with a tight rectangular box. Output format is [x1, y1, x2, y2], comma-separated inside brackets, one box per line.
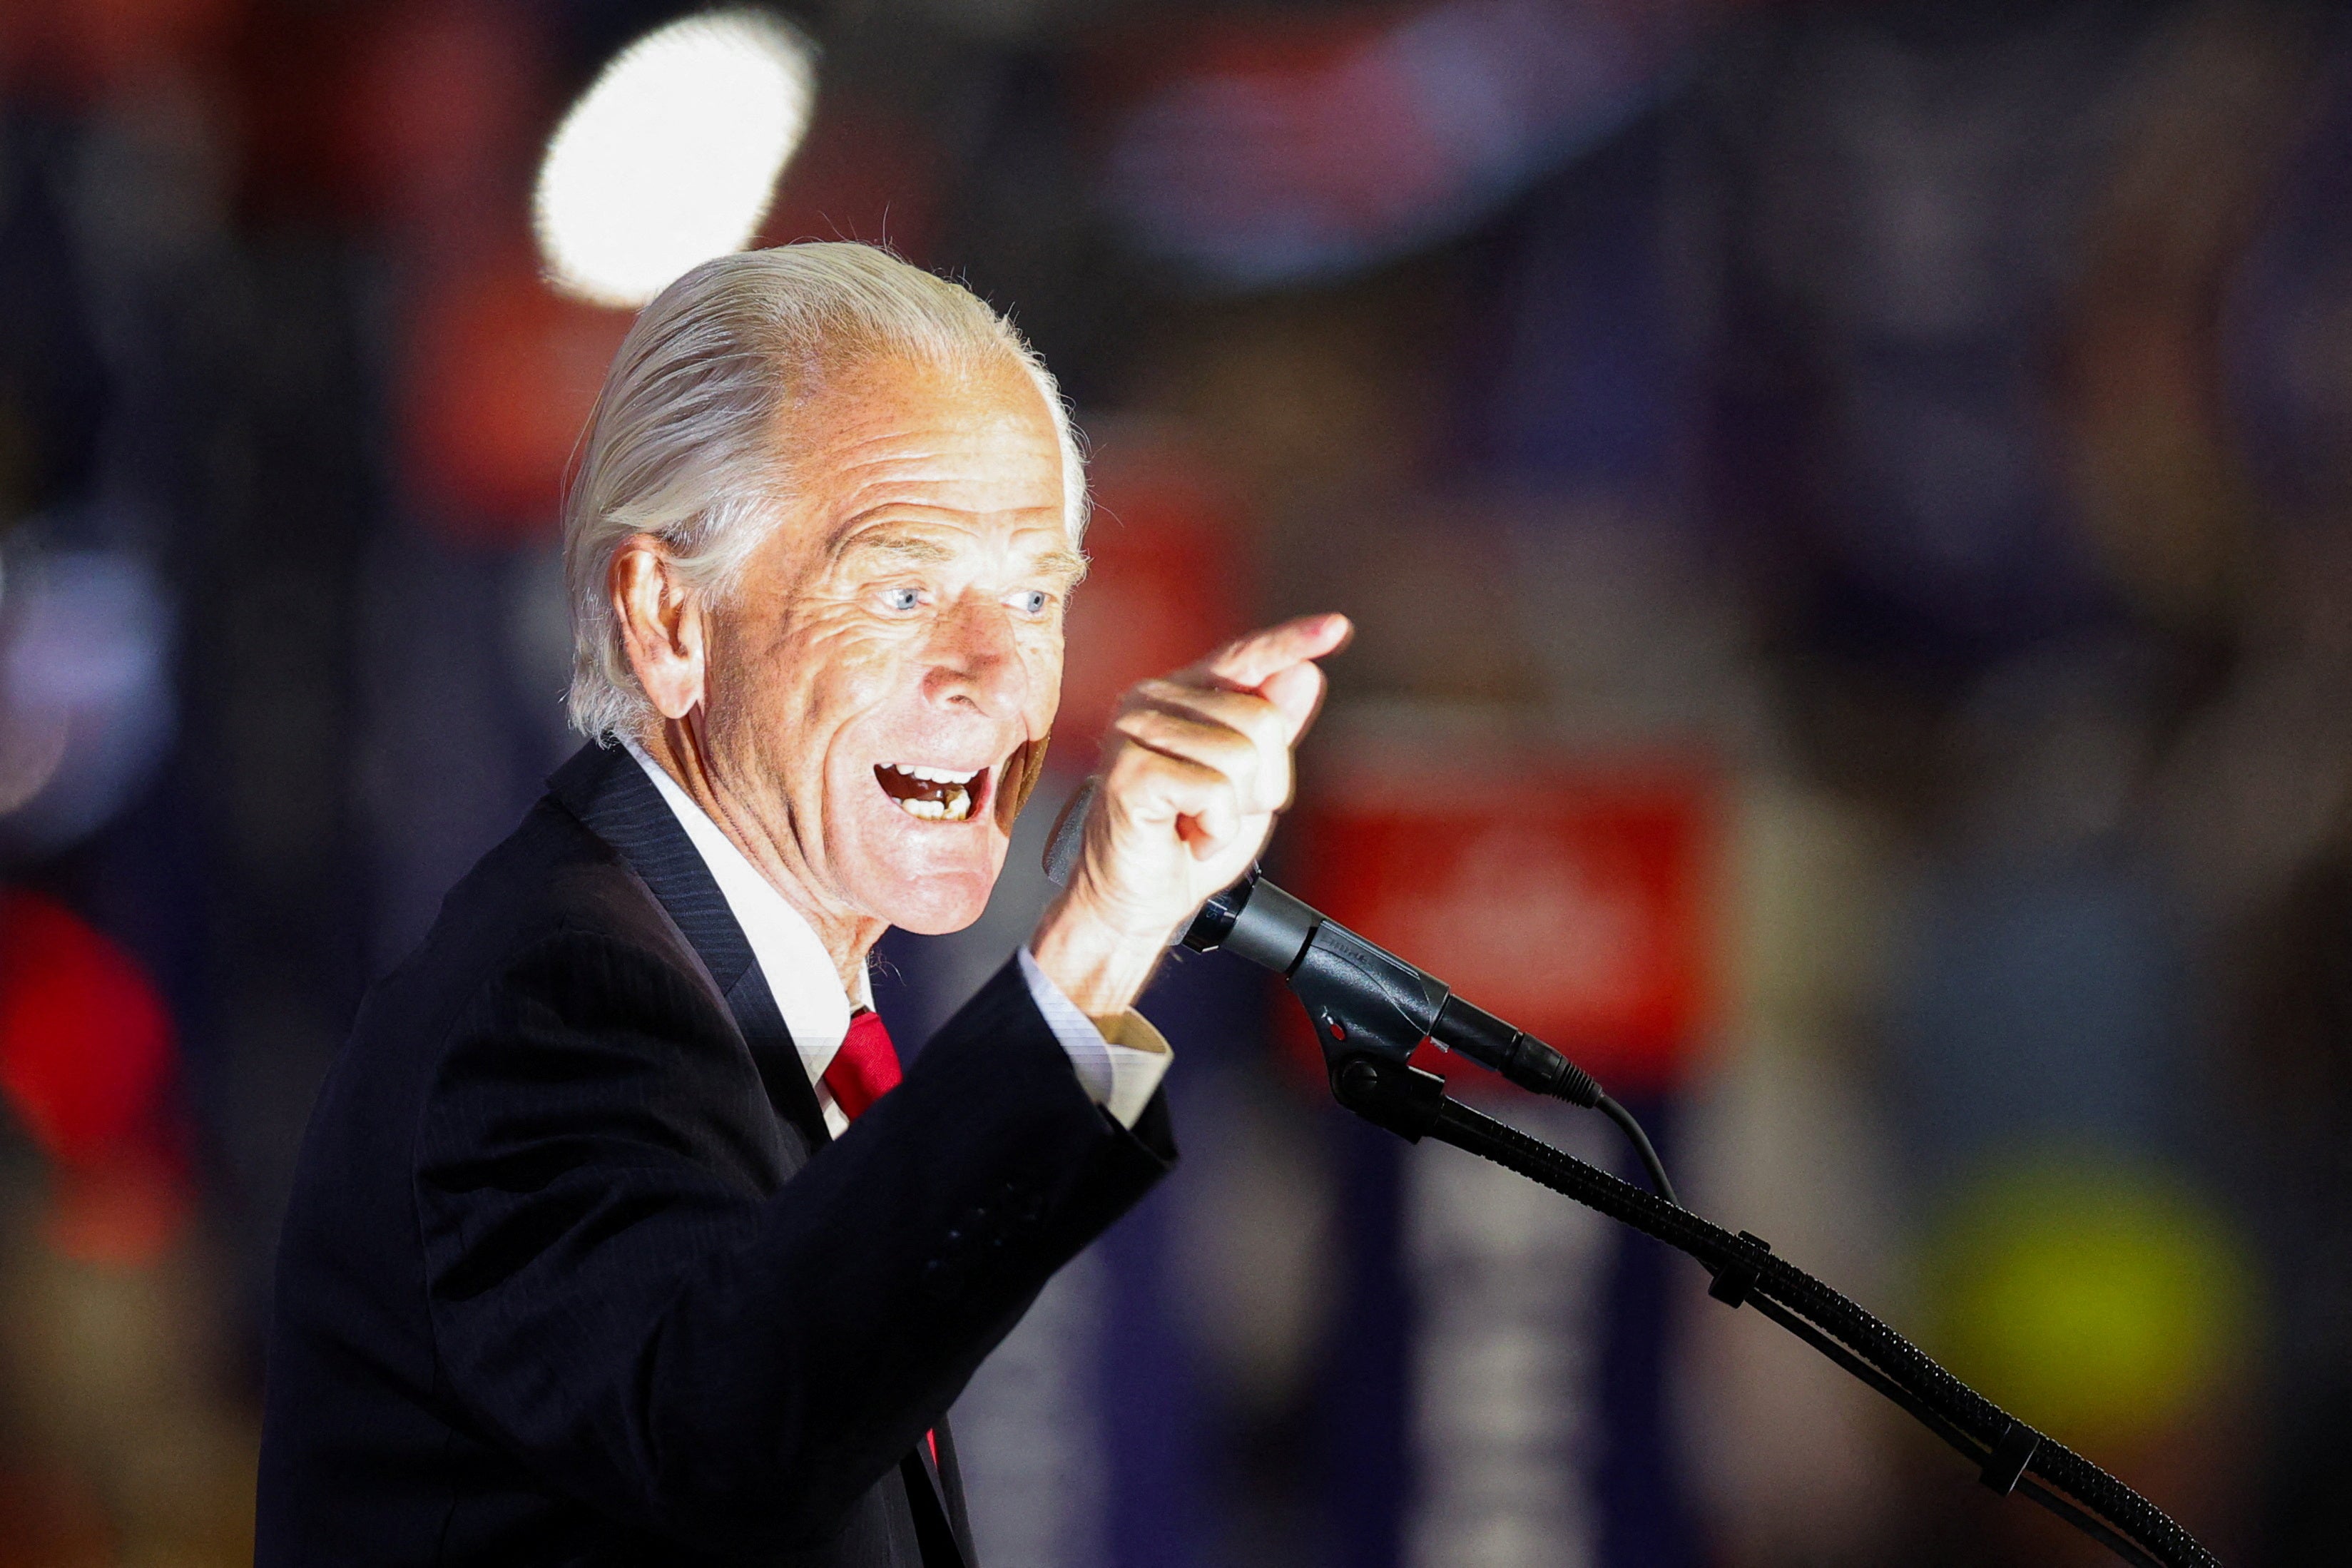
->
[0, 890, 175, 1169]
[341, 0, 547, 236]
[0, 0, 244, 99]
[1057, 429, 1253, 743]
[1284, 760, 1719, 1096]
[402, 249, 633, 540]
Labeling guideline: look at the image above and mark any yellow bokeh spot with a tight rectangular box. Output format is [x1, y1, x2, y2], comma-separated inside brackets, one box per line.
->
[1925, 1159, 2254, 1451]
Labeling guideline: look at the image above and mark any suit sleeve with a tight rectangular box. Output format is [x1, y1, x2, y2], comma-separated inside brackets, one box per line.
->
[412, 932, 1174, 1554]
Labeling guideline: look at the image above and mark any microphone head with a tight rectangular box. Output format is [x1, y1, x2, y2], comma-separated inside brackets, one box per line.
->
[1042, 777, 1098, 887]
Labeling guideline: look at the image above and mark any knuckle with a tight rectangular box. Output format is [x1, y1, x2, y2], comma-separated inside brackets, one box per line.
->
[1112, 706, 1171, 743]
[1207, 691, 1280, 747]
[1103, 743, 1154, 788]
[1184, 763, 1236, 809]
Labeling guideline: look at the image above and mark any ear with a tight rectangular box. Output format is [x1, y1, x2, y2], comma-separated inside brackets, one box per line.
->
[611, 535, 708, 721]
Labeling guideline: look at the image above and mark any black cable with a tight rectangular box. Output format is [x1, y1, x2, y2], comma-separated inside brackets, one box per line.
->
[1357, 1074, 2221, 1568]
[2013, 1467, 2174, 1568]
[1738, 1293, 2164, 1568]
[1594, 1093, 1678, 1206]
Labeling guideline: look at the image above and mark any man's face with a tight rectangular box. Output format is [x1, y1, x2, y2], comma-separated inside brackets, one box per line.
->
[702, 351, 1077, 935]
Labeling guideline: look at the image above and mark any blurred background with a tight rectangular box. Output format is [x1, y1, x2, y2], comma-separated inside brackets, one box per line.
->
[2, 0, 2350, 1562]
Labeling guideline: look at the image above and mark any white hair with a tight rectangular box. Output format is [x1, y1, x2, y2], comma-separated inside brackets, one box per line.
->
[561, 242, 1089, 741]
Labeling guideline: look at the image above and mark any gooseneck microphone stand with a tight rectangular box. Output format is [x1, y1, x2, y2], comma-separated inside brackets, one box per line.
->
[1044, 789, 2221, 1568]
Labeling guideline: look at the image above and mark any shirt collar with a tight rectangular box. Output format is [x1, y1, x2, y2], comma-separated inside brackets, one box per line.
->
[623, 741, 867, 1084]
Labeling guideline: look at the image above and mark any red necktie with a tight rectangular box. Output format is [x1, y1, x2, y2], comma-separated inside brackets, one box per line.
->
[822, 1008, 902, 1121]
[818, 1009, 935, 1467]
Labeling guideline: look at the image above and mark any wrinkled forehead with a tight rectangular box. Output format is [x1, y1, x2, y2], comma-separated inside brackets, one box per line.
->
[828, 516, 1088, 589]
[777, 349, 1074, 549]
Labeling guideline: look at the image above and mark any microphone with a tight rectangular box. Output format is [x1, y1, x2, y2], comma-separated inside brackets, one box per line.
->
[1042, 778, 1601, 1109]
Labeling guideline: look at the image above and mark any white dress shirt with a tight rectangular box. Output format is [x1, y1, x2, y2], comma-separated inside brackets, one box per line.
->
[626, 744, 1171, 1136]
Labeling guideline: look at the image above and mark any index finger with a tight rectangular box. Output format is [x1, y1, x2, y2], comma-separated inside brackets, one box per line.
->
[1191, 614, 1353, 693]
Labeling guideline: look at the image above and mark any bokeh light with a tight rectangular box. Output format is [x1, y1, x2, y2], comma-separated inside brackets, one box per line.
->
[531, 9, 816, 308]
[1925, 1159, 2253, 1452]
[0, 549, 177, 853]
[0, 890, 175, 1171]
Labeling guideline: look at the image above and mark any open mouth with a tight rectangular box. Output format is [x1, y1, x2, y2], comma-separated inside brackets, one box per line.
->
[875, 762, 988, 823]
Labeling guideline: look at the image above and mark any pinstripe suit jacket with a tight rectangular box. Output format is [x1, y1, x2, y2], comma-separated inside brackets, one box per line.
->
[257, 741, 1176, 1567]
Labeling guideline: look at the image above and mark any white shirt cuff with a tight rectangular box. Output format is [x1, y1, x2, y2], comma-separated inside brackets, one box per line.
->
[1017, 947, 1171, 1129]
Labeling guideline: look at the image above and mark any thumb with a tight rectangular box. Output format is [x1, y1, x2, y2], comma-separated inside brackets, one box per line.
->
[1260, 660, 1326, 744]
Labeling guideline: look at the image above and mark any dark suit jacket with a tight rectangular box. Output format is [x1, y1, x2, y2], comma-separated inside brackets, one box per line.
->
[256, 741, 1176, 1567]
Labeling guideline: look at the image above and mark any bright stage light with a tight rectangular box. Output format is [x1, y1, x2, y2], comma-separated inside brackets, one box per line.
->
[533, 10, 816, 308]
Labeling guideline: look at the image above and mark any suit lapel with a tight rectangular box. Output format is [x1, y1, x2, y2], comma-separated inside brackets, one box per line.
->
[549, 744, 962, 1559]
[723, 962, 834, 1149]
[548, 743, 830, 1149]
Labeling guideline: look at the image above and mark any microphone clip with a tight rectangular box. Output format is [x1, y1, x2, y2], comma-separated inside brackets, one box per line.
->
[1182, 871, 1444, 1081]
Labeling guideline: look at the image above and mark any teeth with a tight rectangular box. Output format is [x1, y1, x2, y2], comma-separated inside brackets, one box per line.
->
[891, 785, 973, 822]
[877, 760, 981, 824]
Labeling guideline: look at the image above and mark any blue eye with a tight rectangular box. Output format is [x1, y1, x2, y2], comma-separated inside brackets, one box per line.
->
[1012, 590, 1050, 616]
[880, 587, 922, 612]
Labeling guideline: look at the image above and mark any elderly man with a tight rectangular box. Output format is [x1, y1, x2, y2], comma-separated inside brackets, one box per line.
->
[255, 243, 1347, 1567]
